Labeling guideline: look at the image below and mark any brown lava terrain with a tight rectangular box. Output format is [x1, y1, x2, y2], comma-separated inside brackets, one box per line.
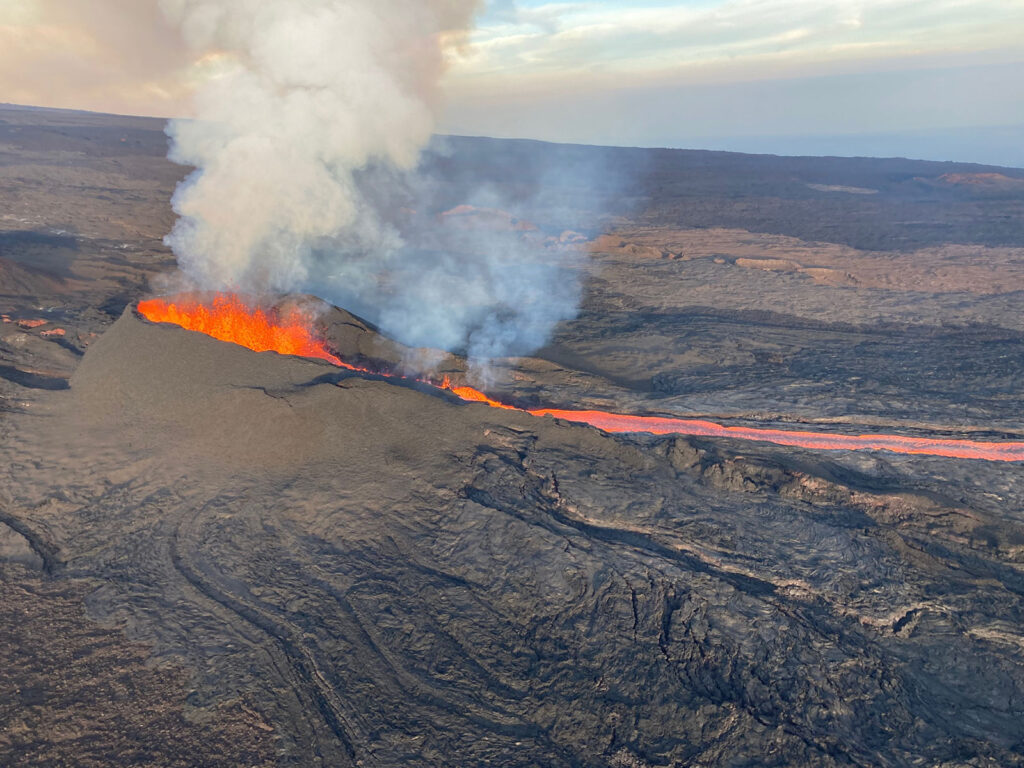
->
[2, 104, 1024, 767]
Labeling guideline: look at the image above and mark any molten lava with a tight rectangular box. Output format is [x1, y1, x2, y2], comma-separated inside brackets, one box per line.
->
[137, 293, 1024, 463]
[137, 294, 347, 368]
[438, 376, 516, 410]
[525, 410, 1024, 462]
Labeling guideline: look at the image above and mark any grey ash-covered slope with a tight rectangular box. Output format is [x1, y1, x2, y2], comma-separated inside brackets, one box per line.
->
[6, 306, 1017, 767]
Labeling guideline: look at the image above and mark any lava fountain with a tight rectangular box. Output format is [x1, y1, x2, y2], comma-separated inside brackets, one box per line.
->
[137, 294, 348, 368]
[136, 294, 1024, 463]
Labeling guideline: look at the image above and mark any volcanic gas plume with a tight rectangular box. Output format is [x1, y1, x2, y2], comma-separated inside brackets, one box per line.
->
[137, 294, 1024, 463]
[155, 0, 584, 370]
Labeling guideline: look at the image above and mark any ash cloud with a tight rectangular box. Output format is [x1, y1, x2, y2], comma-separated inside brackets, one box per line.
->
[159, 0, 610, 376]
[305, 145, 604, 368]
[161, 0, 475, 289]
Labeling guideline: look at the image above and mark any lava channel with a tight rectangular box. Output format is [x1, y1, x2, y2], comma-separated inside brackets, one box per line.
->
[137, 294, 1024, 463]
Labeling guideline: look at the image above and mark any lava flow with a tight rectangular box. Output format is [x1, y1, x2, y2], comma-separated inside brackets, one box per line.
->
[137, 294, 348, 368]
[137, 294, 1024, 463]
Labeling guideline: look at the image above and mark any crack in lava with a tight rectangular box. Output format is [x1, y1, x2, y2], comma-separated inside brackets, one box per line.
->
[136, 295, 1024, 463]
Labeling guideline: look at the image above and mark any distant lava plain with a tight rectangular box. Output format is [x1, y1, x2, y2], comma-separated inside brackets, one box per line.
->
[2, 105, 1024, 766]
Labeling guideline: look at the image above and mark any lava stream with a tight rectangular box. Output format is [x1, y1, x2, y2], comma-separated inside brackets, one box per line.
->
[137, 294, 349, 368]
[527, 410, 1024, 462]
[137, 295, 1024, 463]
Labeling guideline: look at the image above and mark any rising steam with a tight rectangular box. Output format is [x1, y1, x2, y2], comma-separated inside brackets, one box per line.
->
[159, 0, 590, 371]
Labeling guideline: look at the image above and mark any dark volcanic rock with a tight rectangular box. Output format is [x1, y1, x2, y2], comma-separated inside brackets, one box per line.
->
[0, 570, 277, 767]
[3, 105, 1024, 768]
[0, 308, 1017, 767]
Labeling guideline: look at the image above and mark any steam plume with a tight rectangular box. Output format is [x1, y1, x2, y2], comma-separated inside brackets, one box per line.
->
[160, 0, 590, 371]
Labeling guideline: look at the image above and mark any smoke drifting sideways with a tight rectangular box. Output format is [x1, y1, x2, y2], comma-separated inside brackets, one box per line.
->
[308, 138, 630, 371]
[159, 0, 626, 378]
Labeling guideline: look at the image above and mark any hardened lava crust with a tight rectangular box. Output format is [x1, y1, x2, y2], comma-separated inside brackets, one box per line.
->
[2, 105, 1024, 767]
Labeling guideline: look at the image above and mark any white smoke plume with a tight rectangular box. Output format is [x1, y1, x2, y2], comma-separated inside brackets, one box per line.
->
[160, 0, 597, 372]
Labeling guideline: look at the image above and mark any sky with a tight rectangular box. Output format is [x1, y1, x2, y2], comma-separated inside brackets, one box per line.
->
[2, 0, 1024, 165]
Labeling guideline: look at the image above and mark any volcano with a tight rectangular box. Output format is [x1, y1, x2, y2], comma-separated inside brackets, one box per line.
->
[4, 105, 1024, 768]
[39, 293, 1021, 767]
[135, 292, 1024, 463]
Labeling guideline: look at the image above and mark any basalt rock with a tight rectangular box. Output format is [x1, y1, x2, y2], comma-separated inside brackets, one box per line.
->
[2, 304, 1015, 767]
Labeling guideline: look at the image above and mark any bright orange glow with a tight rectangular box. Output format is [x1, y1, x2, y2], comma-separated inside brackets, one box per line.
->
[137, 294, 348, 368]
[526, 410, 1024, 462]
[138, 293, 1024, 463]
[438, 375, 517, 409]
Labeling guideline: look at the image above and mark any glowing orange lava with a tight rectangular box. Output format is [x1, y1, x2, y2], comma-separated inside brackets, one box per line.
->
[137, 294, 1024, 463]
[525, 410, 1024, 462]
[137, 294, 348, 368]
[438, 376, 517, 409]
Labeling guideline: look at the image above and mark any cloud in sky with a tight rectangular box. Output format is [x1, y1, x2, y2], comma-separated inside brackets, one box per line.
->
[438, 0, 1024, 164]
[451, 0, 1024, 88]
[1, 0, 1023, 162]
